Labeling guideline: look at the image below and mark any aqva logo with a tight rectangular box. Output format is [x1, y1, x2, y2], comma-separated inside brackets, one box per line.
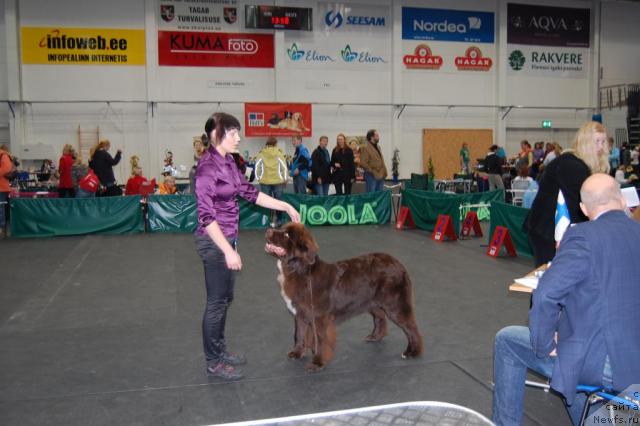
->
[299, 203, 378, 225]
[287, 43, 334, 62]
[340, 44, 387, 64]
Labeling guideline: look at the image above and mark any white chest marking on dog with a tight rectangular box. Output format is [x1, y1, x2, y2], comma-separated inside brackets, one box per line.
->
[277, 260, 296, 315]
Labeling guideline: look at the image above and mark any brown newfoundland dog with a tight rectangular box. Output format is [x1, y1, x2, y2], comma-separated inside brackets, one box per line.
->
[265, 223, 423, 372]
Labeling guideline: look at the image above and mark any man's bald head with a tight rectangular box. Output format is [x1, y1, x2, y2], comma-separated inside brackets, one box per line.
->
[579, 173, 626, 220]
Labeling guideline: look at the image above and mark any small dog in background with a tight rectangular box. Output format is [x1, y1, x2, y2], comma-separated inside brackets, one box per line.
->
[265, 223, 423, 372]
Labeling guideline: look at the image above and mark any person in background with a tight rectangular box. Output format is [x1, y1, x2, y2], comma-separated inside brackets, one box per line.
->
[459, 142, 471, 174]
[89, 139, 122, 197]
[631, 145, 639, 173]
[0, 144, 14, 238]
[57, 144, 75, 198]
[331, 133, 356, 195]
[194, 112, 299, 380]
[515, 140, 533, 172]
[189, 134, 207, 194]
[162, 150, 174, 177]
[608, 137, 619, 175]
[255, 136, 287, 227]
[620, 142, 631, 167]
[125, 155, 154, 195]
[530, 141, 545, 180]
[484, 145, 504, 190]
[525, 121, 610, 266]
[493, 173, 640, 425]
[496, 145, 507, 163]
[542, 142, 560, 169]
[231, 152, 246, 176]
[290, 134, 311, 194]
[71, 150, 89, 196]
[311, 135, 331, 196]
[360, 129, 388, 192]
[158, 175, 177, 195]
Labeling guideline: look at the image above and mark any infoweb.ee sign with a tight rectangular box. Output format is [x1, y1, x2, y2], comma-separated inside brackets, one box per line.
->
[402, 7, 494, 43]
[325, 10, 386, 29]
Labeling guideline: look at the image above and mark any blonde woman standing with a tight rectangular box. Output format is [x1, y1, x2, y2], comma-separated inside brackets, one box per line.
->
[89, 139, 122, 196]
[58, 144, 75, 198]
[525, 121, 610, 266]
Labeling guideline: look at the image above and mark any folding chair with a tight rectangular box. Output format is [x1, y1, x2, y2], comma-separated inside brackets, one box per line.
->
[576, 385, 639, 426]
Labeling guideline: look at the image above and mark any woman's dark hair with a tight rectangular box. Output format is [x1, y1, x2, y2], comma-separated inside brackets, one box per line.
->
[201, 133, 209, 147]
[266, 136, 277, 146]
[204, 112, 241, 146]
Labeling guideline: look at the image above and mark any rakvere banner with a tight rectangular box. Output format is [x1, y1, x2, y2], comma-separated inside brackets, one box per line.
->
[507, 3, 590, 47]
[244, 103, 312, 137]
[21, 27, 145, 65]
[158, 0, 239, 32]
[158, 31, 274, 67]
[506, 44, 588, 78]
[402, 7, 494, 44]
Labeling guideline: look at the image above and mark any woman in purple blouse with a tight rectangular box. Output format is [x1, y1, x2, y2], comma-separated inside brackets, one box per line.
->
[194, 112, 300, 380]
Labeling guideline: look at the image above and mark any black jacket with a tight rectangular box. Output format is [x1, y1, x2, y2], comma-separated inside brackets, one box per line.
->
[311, 146, 332, 183]
[89, 149, 121, 186]
[484, 152, 503, 174]
[330, 148, 355, 182]
[525, 152, 590, 242]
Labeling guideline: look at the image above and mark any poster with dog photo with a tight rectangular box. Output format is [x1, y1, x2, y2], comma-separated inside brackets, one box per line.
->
[244, 103, 312, 137]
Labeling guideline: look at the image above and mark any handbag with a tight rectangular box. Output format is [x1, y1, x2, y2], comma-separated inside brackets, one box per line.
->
[79, 169, 100, 193]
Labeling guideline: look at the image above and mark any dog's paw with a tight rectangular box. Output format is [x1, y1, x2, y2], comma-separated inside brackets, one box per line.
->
[401, 348, 422, 359]
[287, 349, 304, 359]
[304, 362, 325, 373]
[365, 333, 384, 342]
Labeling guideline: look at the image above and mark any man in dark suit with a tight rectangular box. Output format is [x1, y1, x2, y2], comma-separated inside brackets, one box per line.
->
[492, 173, 640, 425]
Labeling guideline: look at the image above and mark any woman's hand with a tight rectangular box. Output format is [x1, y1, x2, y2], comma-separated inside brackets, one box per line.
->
[286, 204, 301, 223]
[224, 249, 242, 271]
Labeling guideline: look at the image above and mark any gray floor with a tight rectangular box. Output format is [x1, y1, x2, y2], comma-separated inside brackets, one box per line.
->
[0, 225, 571, 425]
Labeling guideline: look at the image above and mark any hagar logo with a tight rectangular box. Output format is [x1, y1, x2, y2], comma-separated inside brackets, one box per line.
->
[508, 50, 525, 71]
[325, 11, 344, 28]
[455, 46, 492, 71]
[403, 44, 443, 69]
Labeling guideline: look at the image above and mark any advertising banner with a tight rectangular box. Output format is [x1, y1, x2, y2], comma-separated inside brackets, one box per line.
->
[157, 0, 240, 32]
[21, 27, 145, 65]
[402, 7, 494, 44]
[507, 3, 590, 47]
[281, 191, 391, 227]
[506, 44, 588, 78]
[158, 31, 274, 67]
[402, 43, 494, 72]
[244, 103, 312, 137]
[319, 3, 389, 34]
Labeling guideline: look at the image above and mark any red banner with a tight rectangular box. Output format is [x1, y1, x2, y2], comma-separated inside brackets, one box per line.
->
[244, 103, 312, 137]
[158, 31, 274, 67]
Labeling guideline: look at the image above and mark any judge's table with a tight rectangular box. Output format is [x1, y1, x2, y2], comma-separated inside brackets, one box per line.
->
[509, 263, 549, 294]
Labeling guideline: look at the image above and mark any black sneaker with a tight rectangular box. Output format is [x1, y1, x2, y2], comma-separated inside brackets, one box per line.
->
[222, 351, 247, 366]
[206, 362, 244, 380]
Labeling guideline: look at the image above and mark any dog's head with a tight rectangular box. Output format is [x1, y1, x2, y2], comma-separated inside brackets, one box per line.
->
[265, 223, 319, 270]
[292, 112, 303, 122]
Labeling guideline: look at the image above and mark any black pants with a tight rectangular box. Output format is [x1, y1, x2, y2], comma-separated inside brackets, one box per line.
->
[528, 232, 555, 267]
[334, 178, 352, 195]
[58, 188, 75, 198]
[195, 235, 236, 365]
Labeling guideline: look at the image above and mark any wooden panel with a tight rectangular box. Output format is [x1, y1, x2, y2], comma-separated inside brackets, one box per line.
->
[422, 129, 493, 180]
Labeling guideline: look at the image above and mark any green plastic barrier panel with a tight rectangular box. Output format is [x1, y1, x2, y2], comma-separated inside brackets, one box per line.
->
[281, 190, 391, 226]
[10, 195, 144, 238]
[400, 189, 504, 233]
[147, 194, 270, 233]
[488, 201, 533, 258]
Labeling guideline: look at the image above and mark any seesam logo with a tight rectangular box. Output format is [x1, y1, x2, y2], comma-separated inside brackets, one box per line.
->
[340, 44, 387, 64]
[324, 10, 386, 29]
[403, 44, 443, 69]
[287, 43, 335, 62]
[455, 46, 492, 71]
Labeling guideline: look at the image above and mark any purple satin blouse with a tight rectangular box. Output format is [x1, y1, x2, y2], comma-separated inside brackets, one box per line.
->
[194, 147, 259, 239]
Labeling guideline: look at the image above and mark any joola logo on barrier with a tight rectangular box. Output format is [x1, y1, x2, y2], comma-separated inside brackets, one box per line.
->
[299, 203, 378, 225]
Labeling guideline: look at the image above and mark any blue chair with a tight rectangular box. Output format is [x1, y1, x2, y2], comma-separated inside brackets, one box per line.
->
[576, 385, 639, 425]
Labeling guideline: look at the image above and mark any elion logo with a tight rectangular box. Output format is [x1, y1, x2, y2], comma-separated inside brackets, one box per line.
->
[413, 16, 482, 34]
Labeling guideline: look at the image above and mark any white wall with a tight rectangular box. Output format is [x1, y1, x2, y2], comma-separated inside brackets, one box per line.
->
[600, 0, 640, 87]
[4, 0, 639, 180]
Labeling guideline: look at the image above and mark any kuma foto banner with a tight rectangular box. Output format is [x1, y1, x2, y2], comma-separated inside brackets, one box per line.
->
[281, 190, 391, 226]
[244, 103, 312, 137]
[21, 27, 146, 65]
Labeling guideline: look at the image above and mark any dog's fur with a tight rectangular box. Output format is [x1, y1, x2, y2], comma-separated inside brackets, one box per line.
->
[268, 112, 309, 132]
[265, 223, 423, 371]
